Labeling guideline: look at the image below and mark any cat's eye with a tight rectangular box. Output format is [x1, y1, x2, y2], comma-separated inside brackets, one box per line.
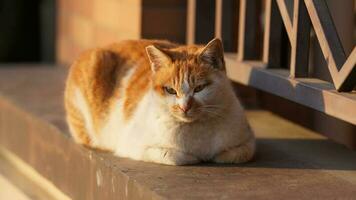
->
[194, 84, 208, 93]
[163, 86, 177, 95]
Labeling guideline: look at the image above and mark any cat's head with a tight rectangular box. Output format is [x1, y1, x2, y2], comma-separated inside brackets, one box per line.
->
[146, 38, 229, 123]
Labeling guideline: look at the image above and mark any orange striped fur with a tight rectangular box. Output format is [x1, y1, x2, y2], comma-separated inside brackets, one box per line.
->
[64, 39, 255, 165]
[65, 39, 185, 145]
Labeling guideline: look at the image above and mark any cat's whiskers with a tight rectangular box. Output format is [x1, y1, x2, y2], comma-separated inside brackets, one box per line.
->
[198, 106, 224, 119]
[204, 110, 224, 119]
[200, 104, 223, 109]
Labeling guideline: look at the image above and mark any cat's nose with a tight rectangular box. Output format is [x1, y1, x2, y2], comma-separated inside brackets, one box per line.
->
[179, 105, 191, 113]
[179, 98, 193, 113]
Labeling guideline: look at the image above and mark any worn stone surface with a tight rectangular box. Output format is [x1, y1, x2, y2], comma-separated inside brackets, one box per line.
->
[0, 66, 356, 199]
[0, 173, 32, 200]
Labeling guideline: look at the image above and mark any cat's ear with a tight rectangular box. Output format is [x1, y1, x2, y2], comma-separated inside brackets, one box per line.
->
[198, 38, 225, 70]
[146, 45, 172, 72]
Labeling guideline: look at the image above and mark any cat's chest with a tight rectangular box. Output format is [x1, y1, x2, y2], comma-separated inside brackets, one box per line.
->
[163, 121, 225, 158]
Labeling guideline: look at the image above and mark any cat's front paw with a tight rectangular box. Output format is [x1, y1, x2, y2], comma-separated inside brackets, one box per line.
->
[144, 147, 199, 165]
[213, 139, 255, 164]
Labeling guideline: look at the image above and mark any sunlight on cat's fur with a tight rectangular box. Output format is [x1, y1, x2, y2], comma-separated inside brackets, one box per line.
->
[64, 38, 255, 165]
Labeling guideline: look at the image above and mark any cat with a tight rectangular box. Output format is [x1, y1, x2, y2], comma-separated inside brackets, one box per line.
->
[64, 38, 255, 165]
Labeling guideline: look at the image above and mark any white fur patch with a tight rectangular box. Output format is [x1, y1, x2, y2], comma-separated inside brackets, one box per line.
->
[182, 71, 190, 93]
[98, 66, 136, 150]
[74, 87, 98, 145]
[94, 67, 254, 165]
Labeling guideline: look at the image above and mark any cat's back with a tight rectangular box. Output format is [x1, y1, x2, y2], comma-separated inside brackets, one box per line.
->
[67, 39, 177, 83]
[107, 39, 177, 62]
[67, 40, 179, 89]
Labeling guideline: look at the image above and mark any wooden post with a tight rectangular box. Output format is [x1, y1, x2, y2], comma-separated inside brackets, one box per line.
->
[237, 0, 258, 61]
[186, 0, 196, 45]
[214, 0, 223, 39]
[290, 0, 311, 78]
[263, 0, 283, 68]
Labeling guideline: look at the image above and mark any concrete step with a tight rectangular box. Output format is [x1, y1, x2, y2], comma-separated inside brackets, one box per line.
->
[0, 173, 32, 200]
[0, 66, 356, 200]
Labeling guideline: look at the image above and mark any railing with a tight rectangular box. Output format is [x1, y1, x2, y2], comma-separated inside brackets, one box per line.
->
[186, 0, 356, 125]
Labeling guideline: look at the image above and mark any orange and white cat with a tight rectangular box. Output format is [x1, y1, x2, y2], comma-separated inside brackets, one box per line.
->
[65, 38, 255, 165]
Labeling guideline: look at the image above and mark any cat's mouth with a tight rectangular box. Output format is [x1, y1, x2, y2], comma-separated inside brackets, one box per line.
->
[172, 110, 200, 123]
[174, 116, 196, 123]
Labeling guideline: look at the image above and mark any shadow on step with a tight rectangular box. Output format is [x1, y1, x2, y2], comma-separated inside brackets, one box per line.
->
[203, 138, 356, 170]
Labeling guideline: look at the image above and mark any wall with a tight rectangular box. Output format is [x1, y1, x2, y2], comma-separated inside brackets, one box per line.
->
[56, 0, 188, 65]
[56, 0, 142, 64]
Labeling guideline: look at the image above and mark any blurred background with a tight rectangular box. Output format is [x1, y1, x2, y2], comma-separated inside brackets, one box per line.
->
[0, 0, 55, 63]
[1, 0, 354, 65]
